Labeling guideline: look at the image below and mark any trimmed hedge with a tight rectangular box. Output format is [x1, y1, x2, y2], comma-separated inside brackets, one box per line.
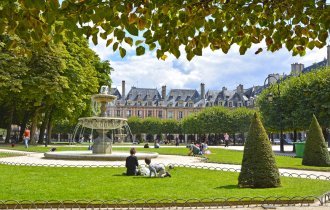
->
[302, 115, 330, 167]
[238, 113, 281, 188]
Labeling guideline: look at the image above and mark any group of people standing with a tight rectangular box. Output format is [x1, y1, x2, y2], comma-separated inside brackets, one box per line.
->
[125, 148, 171, 178]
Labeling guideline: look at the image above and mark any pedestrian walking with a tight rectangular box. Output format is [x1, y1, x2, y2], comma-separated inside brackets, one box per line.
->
[23, 128, 30, 148]
[224, 133, 229, 147]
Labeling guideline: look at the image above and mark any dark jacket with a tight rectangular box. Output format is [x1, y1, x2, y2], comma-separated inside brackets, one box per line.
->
[125, 155, 139, 175]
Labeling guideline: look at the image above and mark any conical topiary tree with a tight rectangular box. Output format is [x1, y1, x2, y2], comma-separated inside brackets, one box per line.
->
[238, 112, 281, 188]
[302, 115, 330, 166]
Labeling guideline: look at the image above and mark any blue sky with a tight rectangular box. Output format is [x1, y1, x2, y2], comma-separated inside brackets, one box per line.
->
[90, 39, 329, 93]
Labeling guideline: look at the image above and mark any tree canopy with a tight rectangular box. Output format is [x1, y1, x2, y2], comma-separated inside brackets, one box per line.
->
[1, 0, 329, 60]
[0, 34, 112, 143]
[258, 67, 330, 133]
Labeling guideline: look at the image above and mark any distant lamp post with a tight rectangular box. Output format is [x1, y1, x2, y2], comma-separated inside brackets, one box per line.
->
[264, 75, 284, 153]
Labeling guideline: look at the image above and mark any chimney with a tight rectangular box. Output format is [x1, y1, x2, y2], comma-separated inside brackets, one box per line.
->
[200, 83, 205, 99]
[121, 80, 125, 99]
[291, 63, 304, 76]
[327, 45, 330, 67]
[161, 85, 166, 100]
[236, 84, 243, 93]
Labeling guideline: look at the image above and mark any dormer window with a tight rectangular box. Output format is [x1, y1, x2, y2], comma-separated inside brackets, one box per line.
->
[168, 103, 173, 107]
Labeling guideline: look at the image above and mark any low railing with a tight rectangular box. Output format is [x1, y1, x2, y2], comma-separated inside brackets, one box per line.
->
[0, 194, 329, 209]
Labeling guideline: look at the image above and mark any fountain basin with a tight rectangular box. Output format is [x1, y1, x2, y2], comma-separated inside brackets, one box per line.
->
[44, 151, 158, 161]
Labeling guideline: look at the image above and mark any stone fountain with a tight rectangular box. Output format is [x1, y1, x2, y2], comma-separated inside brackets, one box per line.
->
[44, 86, 158, 161]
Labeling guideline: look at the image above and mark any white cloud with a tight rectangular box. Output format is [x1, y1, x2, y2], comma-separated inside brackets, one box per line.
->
[90, 40, 329, 93]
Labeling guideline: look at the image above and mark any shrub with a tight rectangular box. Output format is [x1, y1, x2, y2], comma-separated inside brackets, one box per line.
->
[302, 115, 330, 166]
[238, 112, 281, 188]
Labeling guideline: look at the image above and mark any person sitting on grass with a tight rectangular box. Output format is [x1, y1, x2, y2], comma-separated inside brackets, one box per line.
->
[144, 158, 171, 178]
[186, 144, 201, 156]
[125, 148, 139, 176]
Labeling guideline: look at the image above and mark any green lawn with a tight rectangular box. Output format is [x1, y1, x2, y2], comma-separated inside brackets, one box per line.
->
[1, 145, 329, 171]
[0, 152, 24, 158]
[0, 164, 329, 201]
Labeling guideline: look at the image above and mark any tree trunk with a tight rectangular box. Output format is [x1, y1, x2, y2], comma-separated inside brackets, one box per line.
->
[4, 105, 15, 143]
[46, 108, 54, 145]
[30, 107, 42, 145]
[293, 130, 297, 152]
[38, 109, 51, 144]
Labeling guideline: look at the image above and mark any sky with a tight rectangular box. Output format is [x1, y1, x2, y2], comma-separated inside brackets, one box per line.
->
[90, 38, 329, 93]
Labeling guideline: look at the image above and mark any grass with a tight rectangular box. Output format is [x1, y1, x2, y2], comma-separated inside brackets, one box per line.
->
[0, 152, 25, 158]
[1, 144, 329, 171]
[0, 164, 329, 201]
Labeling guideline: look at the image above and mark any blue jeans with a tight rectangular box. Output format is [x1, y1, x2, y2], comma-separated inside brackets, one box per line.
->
[24, 138, 29, 148]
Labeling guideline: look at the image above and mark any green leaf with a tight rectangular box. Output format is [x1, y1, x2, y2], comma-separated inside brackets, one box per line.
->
[255, 48, 263, 54]
[149, 43, 156, 51]
[135, 40, 144, 45]
[113, 42, 119, 51]
[106, 38, 113, 47]
[156, 49, 164, 59]
[92, 34, 98, 45]
[119, 47, 126, 57]
[126, 24, 139, 36]
[114, 29, 125, 41]
[124, 37, 133, 46]
[136, 46, 145, 56]
[239, 46, 247, 55]
[307, 41, 315, 50]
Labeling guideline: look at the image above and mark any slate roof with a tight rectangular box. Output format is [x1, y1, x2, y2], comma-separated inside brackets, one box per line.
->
[126, 87, 162, 102]
[110, 88, 121, 99]
[302, 60, 327, 73]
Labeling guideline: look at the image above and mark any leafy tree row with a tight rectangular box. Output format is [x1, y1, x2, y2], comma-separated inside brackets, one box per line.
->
[0, 35, 112, 144]
[128, 107, 255, 142]
[258, 67, 330, 140]
[1, 1, 328, 60]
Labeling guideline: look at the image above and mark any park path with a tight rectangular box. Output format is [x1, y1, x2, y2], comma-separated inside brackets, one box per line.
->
[0, 148, 329, 180]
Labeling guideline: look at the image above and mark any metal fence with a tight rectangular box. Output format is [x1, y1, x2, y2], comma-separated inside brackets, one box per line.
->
[0, 194, 329, 209]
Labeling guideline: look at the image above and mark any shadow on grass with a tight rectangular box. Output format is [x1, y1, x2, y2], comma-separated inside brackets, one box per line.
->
[214, 185, 238, 189]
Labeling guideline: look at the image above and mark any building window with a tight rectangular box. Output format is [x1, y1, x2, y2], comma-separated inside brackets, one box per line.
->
[148, 101, 152, 106]
[148, 110, 152, 117]
[238, 103, 242, 107]
[219, 101, 223, 106]
[168, 111, 173, 119]
[168, 103, 173, 107]
[188, 103, 193, 107]
[127, 110, 132, 117]
[116, 110, 121, 117]
[137, 110, 143, 117]
[158, 111, 163, 118]
[178, 111, 183, 119]
[179, 101, 184, 107]
[229, 102, 232, 107]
